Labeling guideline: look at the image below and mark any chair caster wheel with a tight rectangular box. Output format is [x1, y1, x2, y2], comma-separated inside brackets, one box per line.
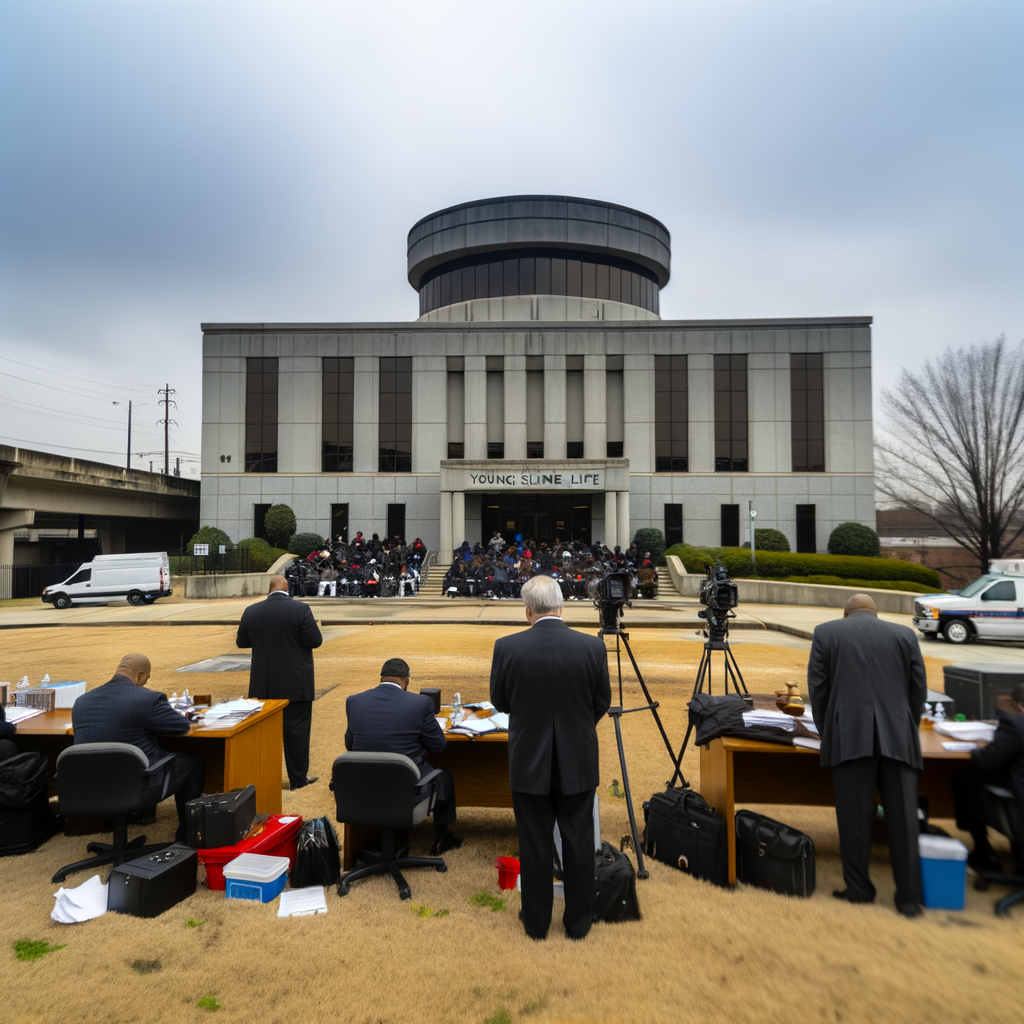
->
[399, 887, 412, 900]
[436, 863, 448, 873]
[337, 882, 350, 896]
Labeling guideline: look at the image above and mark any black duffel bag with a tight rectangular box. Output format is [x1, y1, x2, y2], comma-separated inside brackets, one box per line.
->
[642, 787, 728, 887]
[0, 752, 48, 807]
[291, 816, 341, 888]
[735, 810, 816, 897]
[593, 841, 641, 923]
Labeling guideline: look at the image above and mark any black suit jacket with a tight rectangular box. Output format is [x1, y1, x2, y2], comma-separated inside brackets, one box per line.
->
[0, 704, 14, 740]
[345, 683, 446, 769]
[972, 710, 1024, 836]
[489, 618, 611, 795]
[236, 591, 323, 702]
[808, 610, 927, 769]
[71, 675, 190, 764]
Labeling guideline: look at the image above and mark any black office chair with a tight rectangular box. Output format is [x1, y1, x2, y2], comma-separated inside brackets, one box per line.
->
[972, 784, 1024, 917]
[330, 752, 448, 900]
[52, 742, 176, 883]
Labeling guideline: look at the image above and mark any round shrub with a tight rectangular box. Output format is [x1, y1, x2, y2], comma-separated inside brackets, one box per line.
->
[828, 522, 881, 558]
[236, 537, 287, 572]
[263, 504, 297, 548]
[185, 526, 233, 555]
[288, 532, 326, 560]
[753, 528, 790, 552]
[632, 528, 666, 566]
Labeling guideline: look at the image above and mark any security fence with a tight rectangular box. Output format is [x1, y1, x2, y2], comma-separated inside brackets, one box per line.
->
[0, 562, 83, 600]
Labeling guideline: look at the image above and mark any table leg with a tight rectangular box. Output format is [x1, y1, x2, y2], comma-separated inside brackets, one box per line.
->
[699, 740, 736, 886]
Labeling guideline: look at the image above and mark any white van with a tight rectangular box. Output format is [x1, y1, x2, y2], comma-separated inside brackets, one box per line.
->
[42, 552, 172, 609]
[913, 570, 1024, 644]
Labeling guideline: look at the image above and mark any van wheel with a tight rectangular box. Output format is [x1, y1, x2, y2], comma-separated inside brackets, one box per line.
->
[53, 594, 71, 610]
[127, 591, 145, 606]
[942, 620, 972, 645]
[142, 595, 156, 604]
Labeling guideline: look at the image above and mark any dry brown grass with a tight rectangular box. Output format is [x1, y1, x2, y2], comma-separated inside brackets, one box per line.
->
[0, 624, 1019, 1024]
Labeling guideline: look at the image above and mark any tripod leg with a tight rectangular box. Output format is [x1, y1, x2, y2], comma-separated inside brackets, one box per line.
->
[612, 711, 648, 879]
[620, 634, 676, 764]
[725, 643, 749, 694]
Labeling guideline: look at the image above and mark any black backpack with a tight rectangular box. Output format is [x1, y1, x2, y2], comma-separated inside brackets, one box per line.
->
[0, 752, 48, 808]
[593, 841, 641, 923]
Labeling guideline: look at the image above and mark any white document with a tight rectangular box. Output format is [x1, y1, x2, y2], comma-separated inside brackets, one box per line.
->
[435, 716, 449, 732]
[278, 886, 328, 917]
[488, 712, 510, 731]
[5, 707, 44, 724]
[792, 736, 821, 750]
[796, 715, 819, 735]
[742, 710, 797, 732]
[51, 874, 108, 924]
[451, 717, 498, 735]
[935, 721, 996, 743]
[464, 701, 495, 711]
[941, 741, 979, 752]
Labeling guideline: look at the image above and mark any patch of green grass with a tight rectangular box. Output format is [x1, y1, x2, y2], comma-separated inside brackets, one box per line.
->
[184, 918, 205, 929]
[521, 996, 548, 1015]
[469, 891, 507, 912]
[130, 959, 161, 974]
[13, 940, 66, 962]
[485, 1009, 513, 1024]
[196, 995, 222, 1012]
[411, 904, 449, 918]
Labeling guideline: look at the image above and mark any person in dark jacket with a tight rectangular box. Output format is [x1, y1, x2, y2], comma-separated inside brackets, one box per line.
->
[344, 658, 460, 855]
[0, 704, 18, 763]
[489, 575, 611, 941]
[808, 594, 928, 916]
[71, 653, 205, 842]
[237, 575, 323, 790]
[953, 683, 1024, 872]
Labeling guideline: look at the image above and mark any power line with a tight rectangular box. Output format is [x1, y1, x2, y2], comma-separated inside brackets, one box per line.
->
[0, 348, 155, 391]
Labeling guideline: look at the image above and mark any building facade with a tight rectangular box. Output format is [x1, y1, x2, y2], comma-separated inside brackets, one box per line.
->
[200, 196, 874, 553]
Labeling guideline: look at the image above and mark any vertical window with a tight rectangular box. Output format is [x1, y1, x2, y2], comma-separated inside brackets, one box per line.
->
[330, 503, 349, 544]
[245, 357, 278, 472]
[536, 258, 551, 293]
[386, 503, 406, 544]
[253, 503, 271, 540]
[378, 356, 412, 472]
[664, 504, 683, 548]
[721, 504, 740, 547]
[796, 504, 816, 553]
[655, 355, 688, 471]
[714, 354, 748, 472]
[567, 259, 582, 295]
[322, 357, 354, 472]
[791, 353, 825, 472]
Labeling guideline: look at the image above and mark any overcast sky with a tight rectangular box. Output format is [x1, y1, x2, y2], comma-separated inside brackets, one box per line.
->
[1, 0, 1021, 472]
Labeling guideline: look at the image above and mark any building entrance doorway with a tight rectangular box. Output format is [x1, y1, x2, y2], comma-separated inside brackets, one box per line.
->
[480, 493, 592, 546]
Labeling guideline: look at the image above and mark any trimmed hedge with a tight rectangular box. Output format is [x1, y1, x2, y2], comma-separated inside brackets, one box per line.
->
[288, 532, 326, 560]
[754, 576, 942, 595]
[185, 526, 233, 554]
[264, 504, 298, 548]
[664, 544, 942, 590]
[746, 528, 790, 552]
[633, 528, 666, 566]
[236, 537, 288, 572]
[828, 522, 881, 557]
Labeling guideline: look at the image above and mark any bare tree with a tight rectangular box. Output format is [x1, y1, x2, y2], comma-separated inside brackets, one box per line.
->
[876, 336, 1024, 574]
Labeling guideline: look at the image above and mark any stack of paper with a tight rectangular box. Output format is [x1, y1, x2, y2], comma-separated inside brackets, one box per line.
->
[488, 712, 510, 731]
[941, 741, 979, 752]
[935, 721, 996, 743]
[741, 710, 797, 732]
[278, 886, 328, 917]
[450, 717, 499, 736]
[200, 699, 264, 728]
[51, 874, 108, 924]
[5, 706, 45, 724]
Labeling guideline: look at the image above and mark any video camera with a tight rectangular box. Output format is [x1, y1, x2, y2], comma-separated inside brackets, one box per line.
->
[698, 560, 738, 640]
[588, 570, 636, 634]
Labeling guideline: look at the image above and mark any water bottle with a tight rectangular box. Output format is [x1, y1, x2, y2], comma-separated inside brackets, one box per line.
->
[452, 692, 463, 725]
[934, 702, 946, 724]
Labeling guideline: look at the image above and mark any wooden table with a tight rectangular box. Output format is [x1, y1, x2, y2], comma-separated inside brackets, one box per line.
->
[342, 714, 511, 869]
[699, 727, 973, 886]
[13, 699, 288, 816]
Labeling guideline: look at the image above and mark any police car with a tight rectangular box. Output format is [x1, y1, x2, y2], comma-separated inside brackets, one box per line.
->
[913, 568, 1024, 644]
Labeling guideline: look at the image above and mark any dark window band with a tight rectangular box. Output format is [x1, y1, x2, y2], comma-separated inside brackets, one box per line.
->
[418, 248, 660, 316]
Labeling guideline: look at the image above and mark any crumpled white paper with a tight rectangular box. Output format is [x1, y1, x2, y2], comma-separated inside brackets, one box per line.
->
[51, 873, 108, 923]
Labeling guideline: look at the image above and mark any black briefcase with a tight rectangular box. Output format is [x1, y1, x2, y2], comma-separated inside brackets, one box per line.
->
[735, 810, 816, 897]
[108, 844, 197, 917]
[642, 787, 728, 887]
[185, 785, 257, 849]
[0, 787, 55, 856]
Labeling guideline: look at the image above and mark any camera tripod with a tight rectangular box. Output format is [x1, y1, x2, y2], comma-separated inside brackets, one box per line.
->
[599, 604, 678, 880]
[668, 613, 749, 789]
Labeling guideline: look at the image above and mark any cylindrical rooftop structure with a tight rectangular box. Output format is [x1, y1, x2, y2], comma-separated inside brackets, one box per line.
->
[408, 195, 671, 322]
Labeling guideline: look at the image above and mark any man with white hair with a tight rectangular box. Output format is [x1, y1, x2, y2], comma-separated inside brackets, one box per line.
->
[489, 574, 611, 940]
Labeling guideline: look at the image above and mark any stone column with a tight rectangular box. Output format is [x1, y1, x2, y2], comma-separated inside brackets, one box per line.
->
[451, 491, 466, 549]
[584, 353, 607, 459]
[464, 357, 487, 460]
[617, 490, 631, 551]
[603, 491, 617, 551]
[412, 355, 448, 473]
[503, 355, 527, 460]
[544, 354, 566, 459]
[439, 491, 453, 559]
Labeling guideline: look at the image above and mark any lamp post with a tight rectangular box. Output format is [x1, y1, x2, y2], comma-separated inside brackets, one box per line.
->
[748, 502, 757, 574]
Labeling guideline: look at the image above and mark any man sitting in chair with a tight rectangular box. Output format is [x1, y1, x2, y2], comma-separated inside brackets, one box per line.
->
[344, 658, 461, 855]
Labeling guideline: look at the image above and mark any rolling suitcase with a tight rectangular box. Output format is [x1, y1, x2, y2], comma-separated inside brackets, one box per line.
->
[735, 810, 816, 897]
[107, 844, 198, 917]
[185, 785, 257, 849]
[642, 787, 728, 887]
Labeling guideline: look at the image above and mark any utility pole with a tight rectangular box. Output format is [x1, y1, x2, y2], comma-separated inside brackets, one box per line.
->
[157, 384, 178, 475]
[112, 400, 133, 469]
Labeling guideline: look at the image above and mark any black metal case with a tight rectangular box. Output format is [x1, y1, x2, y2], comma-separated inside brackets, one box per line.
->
[185, 784, 257, 849]
[107, 844, 197, 917]
[943, 664, 1024, 719]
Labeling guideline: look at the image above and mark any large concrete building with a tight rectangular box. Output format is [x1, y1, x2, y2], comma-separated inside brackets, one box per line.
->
[200, 196, 874, 554]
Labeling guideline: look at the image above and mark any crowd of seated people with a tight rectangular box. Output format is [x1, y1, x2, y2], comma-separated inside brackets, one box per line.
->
[285, 533, 428, 598]
[442, 534, 659, 599]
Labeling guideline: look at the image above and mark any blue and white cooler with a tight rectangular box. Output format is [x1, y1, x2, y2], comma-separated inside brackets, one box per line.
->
[222, 853, 291, 903]
[919, 835, 968, 910]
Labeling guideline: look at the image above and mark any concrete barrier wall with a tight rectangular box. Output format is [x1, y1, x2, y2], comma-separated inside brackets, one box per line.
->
[183, 573, 274, 599]
[662, 556, 920, 614]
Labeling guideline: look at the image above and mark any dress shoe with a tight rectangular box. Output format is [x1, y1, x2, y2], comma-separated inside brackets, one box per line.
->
[832, 889, 874, 904]
[290, 776, 319, 791]
[430, 831, 463, 856]
[896, 902, 923, 918]
[968, 849, 1003, 873]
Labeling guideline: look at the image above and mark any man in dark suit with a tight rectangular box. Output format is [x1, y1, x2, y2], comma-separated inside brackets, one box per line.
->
[237, 575, 323, 790]
[489, 574, 611, 941]
[0, 703, 19, 763]
[72, 653, 205, 843]
[953, 683, 1024, 873]
[344, 658, 460, 854]
[808, 594, 928, 916]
